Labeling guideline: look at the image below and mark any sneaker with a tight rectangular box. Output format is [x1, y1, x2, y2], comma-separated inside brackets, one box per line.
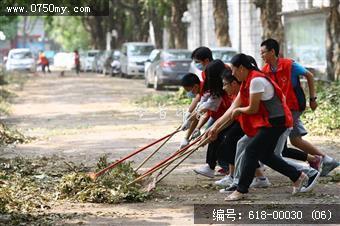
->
[193, 165, 215, 178]
[215, 175, 233, 187]
[250, 177, 271, 188]
[309, 155, 323, 171]
[301, 171, 320, 193]
[225, 191, 246, 201]
[292, 172, 308, 195]
[219, 184, 237, 194]
[321, 159, 339, 177]
[215, 168, 229, 176]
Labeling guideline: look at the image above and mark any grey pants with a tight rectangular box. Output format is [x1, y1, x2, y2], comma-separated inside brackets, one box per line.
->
[231, 128, 317, 186]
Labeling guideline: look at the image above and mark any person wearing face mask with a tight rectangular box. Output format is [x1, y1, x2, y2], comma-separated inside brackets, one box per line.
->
[180, 61, 233, 178]
[208, 54, 318, 201]
[179, 47, 214, 149]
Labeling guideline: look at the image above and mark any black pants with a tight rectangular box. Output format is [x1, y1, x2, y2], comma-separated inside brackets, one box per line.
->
[75, 64, 80, 74]
[42, 63, 51, 73]
[218, 122, 244, 166]
[237, 126, 301, 194]
[282, 141, 308, 161]
[206, 126, 230, 170]
[206, 122, 244, 170]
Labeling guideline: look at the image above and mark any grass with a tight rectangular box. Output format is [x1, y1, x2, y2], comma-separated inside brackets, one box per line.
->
[133, 87, 191, 107]
[302, 81, 340, 136]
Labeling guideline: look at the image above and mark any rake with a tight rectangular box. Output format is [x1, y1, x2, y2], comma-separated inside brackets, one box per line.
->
[88, 128, 181, 181]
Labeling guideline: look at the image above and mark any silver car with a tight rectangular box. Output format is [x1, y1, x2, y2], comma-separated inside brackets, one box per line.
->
[144, 49, 192, 90]
[120, 42, 155, 78]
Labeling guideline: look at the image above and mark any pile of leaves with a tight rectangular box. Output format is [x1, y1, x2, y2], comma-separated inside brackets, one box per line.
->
[0, 122, 31, 145]
[57, 155, 149, 203]
[302, 81, 340, 136]
[0, 155, 150, 225]
[0, 155, 149, 217]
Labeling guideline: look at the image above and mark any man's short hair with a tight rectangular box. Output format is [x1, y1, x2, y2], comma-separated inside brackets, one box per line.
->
[181, 73, 200, 87]
[191, 46, 213, 61]
[261, 38, 280, 57]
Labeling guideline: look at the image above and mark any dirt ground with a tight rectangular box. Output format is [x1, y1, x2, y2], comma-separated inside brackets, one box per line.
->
[1, 71, 339, 225]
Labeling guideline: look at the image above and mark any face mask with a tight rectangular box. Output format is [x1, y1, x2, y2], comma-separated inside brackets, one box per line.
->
[195, 63, 204, 71]
[186, 91, 196, 98]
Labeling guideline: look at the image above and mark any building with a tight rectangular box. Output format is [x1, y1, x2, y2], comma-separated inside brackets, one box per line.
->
[183, 0, 331, 77]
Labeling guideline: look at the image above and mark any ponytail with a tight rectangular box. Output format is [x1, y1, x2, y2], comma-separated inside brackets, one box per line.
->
[231, 53, 261, 72]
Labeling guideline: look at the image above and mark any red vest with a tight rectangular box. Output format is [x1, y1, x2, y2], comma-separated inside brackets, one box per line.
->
[238, 70, 293, 137]
[208, 92, 233, 120]
[262, 58, 299, 111]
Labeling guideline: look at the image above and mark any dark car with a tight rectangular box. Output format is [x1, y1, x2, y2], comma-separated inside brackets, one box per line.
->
[144, 49, 192, 90]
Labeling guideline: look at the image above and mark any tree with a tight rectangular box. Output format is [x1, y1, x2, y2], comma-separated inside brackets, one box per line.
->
[253, 0, 284, 53]
[212, 0, 231, 46]
[118, 0, 149, 42]
[141, 0, 171, 48]
[169, 0, 187, 49]
[326, 0, 339, 81]
[0, 17, 18, 41]
[45, 17, 91, 51]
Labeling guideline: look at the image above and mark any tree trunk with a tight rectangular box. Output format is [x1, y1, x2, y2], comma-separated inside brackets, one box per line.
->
[170, 0, 187, 49]
[83, 16, 106, 49]
[326, 0, 340, 81]
[150, 8, 164, 48]
[254, 0, 284, 55]
[212, 0, 231, 46]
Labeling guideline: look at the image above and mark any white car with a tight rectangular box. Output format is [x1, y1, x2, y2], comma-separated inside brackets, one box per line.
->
[53, 52, 75, 70]
[5, 48, 36, 72]
[81, 50, 100, 72]
[189, 47, 237, 80]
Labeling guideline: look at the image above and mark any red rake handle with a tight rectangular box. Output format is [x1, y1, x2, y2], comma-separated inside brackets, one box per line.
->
[129, 137, 202, 184]
[93, 129, 179, 178]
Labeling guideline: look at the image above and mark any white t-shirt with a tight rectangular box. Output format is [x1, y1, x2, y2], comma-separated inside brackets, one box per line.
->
[249, 77, 274, 100]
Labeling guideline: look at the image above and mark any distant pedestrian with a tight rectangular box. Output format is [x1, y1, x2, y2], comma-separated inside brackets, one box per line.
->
[74, 50, 80, 75]
[38, 51, 51, 73]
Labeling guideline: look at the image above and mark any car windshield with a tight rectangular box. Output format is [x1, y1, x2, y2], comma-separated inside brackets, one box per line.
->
[163, 51, 191, 60]
[212, 50, 237, 62]
[128, 45, 154, 56]
[11, 51, 32, 59]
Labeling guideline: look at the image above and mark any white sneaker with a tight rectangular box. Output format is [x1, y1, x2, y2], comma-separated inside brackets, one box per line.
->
[215, 175, 234, 187]
[219, 184, 237, 194]
[250, 177, 271, 188]
[193, 165, 215, 178]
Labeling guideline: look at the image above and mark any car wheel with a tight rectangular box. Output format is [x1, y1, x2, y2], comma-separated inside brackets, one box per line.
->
[153, 75, 162, 90]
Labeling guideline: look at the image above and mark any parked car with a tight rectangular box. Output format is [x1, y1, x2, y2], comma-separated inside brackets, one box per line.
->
[53, 52, 75, 70]
[189, 47, 237, 80]
[81, 50, 100, 72]
[5, 48, 36, 72]
[144, 49, 192, 90]
[120, 42, 155, 78]
[144, 49, 160, 79]
[96, 51, 113, 75]
[92, 51, 104, 73]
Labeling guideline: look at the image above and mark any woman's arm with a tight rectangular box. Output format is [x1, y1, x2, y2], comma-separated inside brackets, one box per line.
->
[232, 92, 262, 118]
[207, 93, 241, 140]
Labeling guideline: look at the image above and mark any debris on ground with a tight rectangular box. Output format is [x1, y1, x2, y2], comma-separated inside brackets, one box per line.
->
[0, 155, 149, 224]
[0, 122, 31, 145]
